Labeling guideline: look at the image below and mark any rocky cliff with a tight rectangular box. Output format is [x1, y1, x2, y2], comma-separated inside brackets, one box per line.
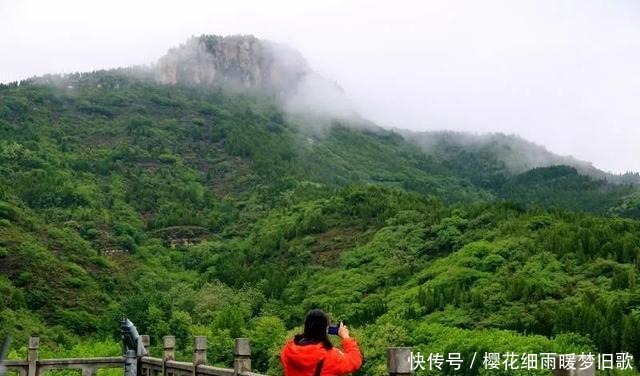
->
[155, 34, 357, 118]
[156, 35, 309, 92]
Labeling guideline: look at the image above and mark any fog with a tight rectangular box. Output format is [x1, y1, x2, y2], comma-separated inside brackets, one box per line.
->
[1, 0, 639, 173]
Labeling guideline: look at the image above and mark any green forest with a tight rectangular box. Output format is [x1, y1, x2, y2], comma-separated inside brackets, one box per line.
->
[1, 70, 640, 375]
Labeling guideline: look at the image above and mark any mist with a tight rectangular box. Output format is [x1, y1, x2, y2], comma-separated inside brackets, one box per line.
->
[2, 0, 639, 173]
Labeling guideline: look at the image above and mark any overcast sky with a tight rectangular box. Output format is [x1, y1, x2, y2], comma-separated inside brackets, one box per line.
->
[2, 0, 639, 173]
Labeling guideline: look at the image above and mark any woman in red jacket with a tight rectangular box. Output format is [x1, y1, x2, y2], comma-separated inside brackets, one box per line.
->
[281, 309, 363, 376]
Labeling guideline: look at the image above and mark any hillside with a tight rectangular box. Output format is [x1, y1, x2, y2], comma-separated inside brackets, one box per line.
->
[403, 130, 640, 215]
[406, 130, 640, 183]
[1, 36, 640, 375]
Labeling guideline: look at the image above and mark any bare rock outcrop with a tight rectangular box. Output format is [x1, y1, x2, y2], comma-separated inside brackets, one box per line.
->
[156, 35, 310, 94]
[155, 34, 358, 119]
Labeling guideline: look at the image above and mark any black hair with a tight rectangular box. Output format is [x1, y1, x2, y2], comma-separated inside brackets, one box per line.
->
[294, 309, 333, 349]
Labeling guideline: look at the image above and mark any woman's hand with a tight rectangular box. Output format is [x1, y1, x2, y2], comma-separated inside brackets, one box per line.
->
[338, 322, 350, 339]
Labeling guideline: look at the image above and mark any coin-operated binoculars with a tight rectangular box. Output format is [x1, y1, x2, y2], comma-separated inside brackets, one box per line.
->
[122, 318, 148, 376]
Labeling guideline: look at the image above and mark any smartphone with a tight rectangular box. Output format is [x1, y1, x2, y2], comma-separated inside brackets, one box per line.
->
[328, 323, 340, 335]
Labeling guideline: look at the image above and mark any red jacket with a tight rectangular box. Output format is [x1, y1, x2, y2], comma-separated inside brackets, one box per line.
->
[280, 337, 363, 376]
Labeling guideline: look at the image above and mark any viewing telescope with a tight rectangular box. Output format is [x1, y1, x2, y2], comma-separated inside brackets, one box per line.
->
[121, 318, 148, 357]
[121, 318, 147, 376]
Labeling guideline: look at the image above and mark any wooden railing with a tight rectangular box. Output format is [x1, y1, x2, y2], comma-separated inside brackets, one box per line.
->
[4, 337, 122, 376]
[4, 336, 415, 376]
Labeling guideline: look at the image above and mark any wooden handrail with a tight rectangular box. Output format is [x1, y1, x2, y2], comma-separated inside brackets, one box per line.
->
[4, 335, 417, 376]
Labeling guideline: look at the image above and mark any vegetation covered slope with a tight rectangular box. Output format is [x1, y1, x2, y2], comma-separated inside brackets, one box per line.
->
[406, 130, 640, 185]
[1, 71, 639, 375]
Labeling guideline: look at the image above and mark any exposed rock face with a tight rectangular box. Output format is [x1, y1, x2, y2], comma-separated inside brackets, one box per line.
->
[155, 34, 311, 94]
[155, 34, 358, 119]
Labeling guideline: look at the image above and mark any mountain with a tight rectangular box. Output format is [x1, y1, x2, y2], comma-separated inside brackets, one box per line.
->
[155, 34, 356, 119]
[155, 35, 309, 92]
[1, 35, 640, 374]
[404, 130, 640, 184]
[398, 130, 639, 215]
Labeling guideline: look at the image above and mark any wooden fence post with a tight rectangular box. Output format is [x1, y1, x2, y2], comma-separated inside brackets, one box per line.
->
[193, 336, 207, 365]
[27, 337, 39, 376]
[141, 335, 150, 352]
[162, 335, 175, 376]
[139, 335, 150, 376]
[233, 338, 251, 376]
[193, 336, 207, 376]
[163, 336, 175, 361]
[387, 347, 412, 376]
[553, 355, 596, 376]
